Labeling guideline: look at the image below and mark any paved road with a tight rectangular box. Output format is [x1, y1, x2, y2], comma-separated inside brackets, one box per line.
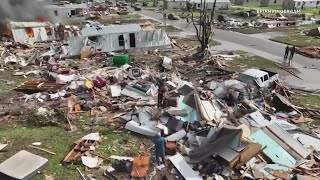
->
[137, 9, 320, 90]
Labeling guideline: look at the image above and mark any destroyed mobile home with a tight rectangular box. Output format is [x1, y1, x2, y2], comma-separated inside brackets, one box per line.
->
[69, 24, 172, 55]
[6, 21, 55, 45]
[217, 12, 312, 30]
[0, 19, 320, 180]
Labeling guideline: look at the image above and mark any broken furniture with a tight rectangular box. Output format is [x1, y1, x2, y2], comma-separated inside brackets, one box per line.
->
[14, 80, 66, 93]
[64, 133, 101, 163]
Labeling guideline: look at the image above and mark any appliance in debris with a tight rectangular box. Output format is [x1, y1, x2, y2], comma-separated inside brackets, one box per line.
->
[129, 68, 141, 77]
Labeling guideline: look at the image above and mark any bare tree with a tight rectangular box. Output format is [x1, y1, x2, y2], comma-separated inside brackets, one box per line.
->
[190, 0, 216, 53]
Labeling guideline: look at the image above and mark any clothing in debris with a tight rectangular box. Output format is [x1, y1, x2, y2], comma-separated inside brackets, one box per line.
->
[199, 158, 223, 175]
[158, 59, 165, 73]
[152, 135, 166, 166]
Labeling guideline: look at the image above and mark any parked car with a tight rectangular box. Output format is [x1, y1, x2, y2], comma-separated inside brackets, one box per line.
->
[237, 69, 279, 88]
[168, 13, 180, 20]
[134, 6, 142, 11]
[226, 19, 242, 27]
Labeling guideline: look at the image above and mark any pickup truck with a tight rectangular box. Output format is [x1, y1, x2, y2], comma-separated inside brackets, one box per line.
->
[236, 68, 279, 88]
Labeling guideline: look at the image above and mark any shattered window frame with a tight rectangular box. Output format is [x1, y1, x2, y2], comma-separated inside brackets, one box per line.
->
[118, 34, 125, 46]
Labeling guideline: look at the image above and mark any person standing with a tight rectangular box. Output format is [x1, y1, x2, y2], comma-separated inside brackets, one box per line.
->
[157, 77, 167, 108]
[289, 46, 296, 66]
[152, 133, 166, 167]
[284, 45, 290, 62]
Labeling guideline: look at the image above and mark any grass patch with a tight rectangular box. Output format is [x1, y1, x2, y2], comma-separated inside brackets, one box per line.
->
[228, 50, 277, 71]
[271, 35, 320, 47]
[231, 28, 272, 34]
[97, 129, 140, 158]
[295, 94, 320, 106]
[0, 123, 85, 180]
[157, 25, 182, 32]
[0, 115, 146, 179]
[163, 9, 201, 18]
[173, 36, 221, 47]
[268, 24, 320, 46]
[0, 70, 32, 93]
[232, 24, 319, 35]
[120, 13, 142, 19]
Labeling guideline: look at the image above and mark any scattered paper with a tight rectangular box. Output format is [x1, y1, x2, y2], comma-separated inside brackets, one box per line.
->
[32, 142, 42, 146]
[110, 85, 122, 97]
[82, 133, 101, 141]
[81, 156, 99, 168]
[110, 156, 134, 161]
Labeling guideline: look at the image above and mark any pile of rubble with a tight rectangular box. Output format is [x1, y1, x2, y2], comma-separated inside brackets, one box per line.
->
[297, 46, 320, 59]
[0, 20, 320, 180]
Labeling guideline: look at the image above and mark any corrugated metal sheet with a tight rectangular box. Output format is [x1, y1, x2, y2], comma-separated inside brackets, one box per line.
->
[169, 153, 202, 180]
[81, 24, 142, 37]
[249, 130, 296, 168]
[264, 123, 310, 159]
[136, 29, 171, 48]
[10, 22, 49, 29]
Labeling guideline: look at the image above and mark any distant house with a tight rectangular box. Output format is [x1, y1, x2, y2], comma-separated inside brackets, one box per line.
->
[9, 21, 55, 45]
[164, 0, 188, 9]
[68, 24, 172, 55]
[165, 0, 231, 10]
[234, 0, 261, 6]
[261, 0, 285, 6]
[235, 0, 284, 6]
[44, 3, 89, 24]
[283, 0, 320, 9]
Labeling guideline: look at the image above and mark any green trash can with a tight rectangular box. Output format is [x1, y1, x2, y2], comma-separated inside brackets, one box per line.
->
[113, 54, 130, 67]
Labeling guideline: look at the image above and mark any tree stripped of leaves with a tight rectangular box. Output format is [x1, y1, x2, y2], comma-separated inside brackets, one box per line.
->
[190, 0, 216, 53]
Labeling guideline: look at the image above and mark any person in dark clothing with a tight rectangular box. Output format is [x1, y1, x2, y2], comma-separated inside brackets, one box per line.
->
[158, 59, 165, 73]
[284, 45, 290, 60]
[157, 78, 167, 107]
[289, 46, 296, 66]
[152, 133, 166, 166]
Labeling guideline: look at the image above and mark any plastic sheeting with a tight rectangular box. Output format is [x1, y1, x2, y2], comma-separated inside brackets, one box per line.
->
[249, 130, 296, 168]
